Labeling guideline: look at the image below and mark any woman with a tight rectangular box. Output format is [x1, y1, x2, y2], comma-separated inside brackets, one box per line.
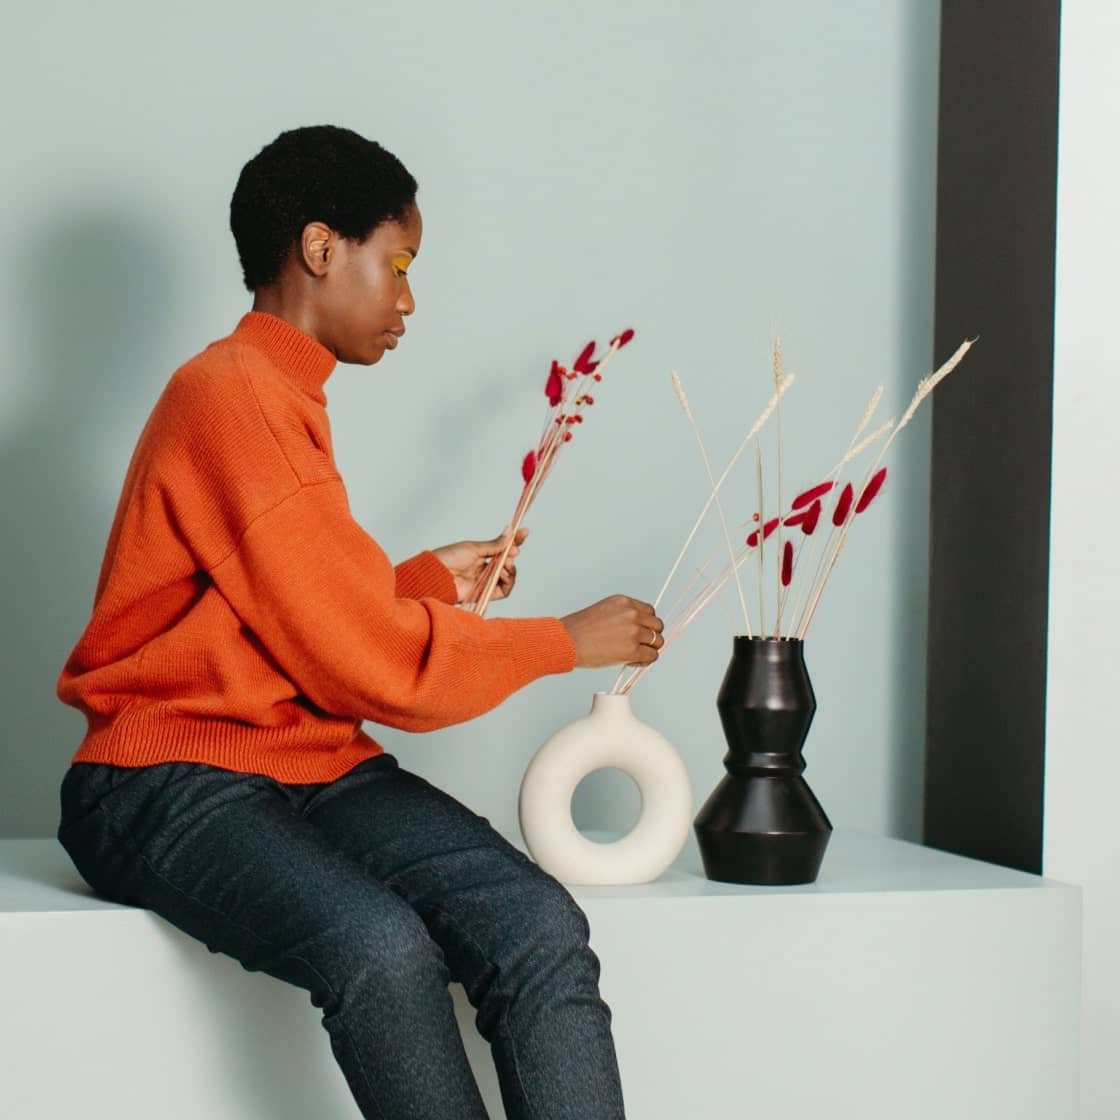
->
[56, 124, 663, 1119]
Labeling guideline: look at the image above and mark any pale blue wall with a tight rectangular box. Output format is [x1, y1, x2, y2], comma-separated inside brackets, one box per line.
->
[0, 0, 941, 845]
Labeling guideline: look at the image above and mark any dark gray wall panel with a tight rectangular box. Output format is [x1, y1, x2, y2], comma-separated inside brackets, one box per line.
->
[925, 0, 1061, 873]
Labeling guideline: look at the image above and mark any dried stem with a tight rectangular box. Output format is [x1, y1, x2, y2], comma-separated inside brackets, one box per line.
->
[466, 433, 559, 609]
[783, 387, 888, 637]
[772, 337, 785, 637]
[798, 339, 975, 638]
[671, 369, 750, 631]
[755, 439, 766, 636]
[471, 338, 624, 616]
[609, 374, 795, 695]
[838, 417, 895, 469]
[637, 372, 794, 627]
[619, 538, 760, 694]
[659, 536, 732, 627]
[843, 385, 884, 456]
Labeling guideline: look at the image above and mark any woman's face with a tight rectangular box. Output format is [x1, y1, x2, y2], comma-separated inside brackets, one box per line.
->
[319, 203, 422, 365]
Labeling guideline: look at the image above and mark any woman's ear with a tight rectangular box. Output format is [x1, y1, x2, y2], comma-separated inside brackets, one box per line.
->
[299, 221, 335, 277]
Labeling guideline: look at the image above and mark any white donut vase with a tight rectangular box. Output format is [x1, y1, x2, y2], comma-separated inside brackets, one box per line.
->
[518, 691, 693, 885]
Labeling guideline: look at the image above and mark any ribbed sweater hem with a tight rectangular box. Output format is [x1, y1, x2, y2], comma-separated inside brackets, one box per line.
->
[71, 706, 382, 784]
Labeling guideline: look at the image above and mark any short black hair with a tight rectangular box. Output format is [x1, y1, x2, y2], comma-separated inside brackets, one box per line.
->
[230, 125, 418, 291]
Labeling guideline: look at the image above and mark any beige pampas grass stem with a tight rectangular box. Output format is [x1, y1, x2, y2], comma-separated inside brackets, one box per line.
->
[648, 372, 794, 612]
[671, 369, 751, 632]
[619, 537, 757, 694]
[836, 418, 896, 469]
[610, 372, 795, 693]
[755, 439, 766, 636]
[847, 385, 884, 450]
[784, 386, 888, 636]
[798, 338, 976, 638]
[772, 336, 785, 636]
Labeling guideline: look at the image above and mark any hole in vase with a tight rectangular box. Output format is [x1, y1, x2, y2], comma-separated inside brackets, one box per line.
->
[571, 767, 641, 844]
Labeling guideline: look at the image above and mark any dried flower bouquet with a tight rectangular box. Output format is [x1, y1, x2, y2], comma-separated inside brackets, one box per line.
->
[612, 337, 975, 695]
[465, 329, 635, 615]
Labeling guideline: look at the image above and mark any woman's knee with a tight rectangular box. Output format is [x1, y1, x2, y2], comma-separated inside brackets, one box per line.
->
[511, 869, 596, 967]
[466, 871, 603, 1035]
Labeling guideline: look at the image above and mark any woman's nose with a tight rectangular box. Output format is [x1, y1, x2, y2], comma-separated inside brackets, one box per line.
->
[397, 276, 415, 316]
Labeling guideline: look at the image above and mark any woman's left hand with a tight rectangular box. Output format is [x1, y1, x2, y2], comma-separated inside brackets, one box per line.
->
[433, 528, 529, 604]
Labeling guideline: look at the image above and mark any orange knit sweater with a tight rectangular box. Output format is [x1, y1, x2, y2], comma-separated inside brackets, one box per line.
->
[57, 311, 577, 782]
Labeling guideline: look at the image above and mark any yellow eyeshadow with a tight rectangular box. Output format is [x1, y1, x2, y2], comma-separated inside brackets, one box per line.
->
[391, 253, 413, 276]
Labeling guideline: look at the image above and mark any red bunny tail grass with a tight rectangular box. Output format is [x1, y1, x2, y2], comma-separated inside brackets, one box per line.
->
[781, 540, 794, 586]
[545, 361, 563, 405]
[784, 499, 820, 539]
[521, 450, 537, 484]
[478, 326, 638, 622]
[573, 341, 598, 374]
[791, 480, 834, 510]
[746, 517, 781, 548]
[832, 482, 854, 525]
[856, 467, 888, 514]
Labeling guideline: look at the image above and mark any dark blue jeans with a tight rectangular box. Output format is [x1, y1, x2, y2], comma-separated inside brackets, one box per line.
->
[57, 753, 626, 1119]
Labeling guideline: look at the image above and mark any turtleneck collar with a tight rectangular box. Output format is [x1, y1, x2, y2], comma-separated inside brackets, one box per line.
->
[234, 311, 337, 404]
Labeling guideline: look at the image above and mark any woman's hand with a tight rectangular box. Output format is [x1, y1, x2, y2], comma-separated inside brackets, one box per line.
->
[433, 528, 528, 604]
[560, 595, 665, 668]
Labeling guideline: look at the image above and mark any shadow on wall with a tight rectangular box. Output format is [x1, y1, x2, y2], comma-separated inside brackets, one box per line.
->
[0, 210, 180, 836]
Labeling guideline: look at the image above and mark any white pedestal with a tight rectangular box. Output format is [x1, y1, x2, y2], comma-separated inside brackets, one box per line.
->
[0, 831, 1080, 1119]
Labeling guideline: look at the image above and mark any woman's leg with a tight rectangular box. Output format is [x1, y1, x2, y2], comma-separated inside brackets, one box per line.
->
[57, 760, 490, 1120]
[301, 754, 627, 1120]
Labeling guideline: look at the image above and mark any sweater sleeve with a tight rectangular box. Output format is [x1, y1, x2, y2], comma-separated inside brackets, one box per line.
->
[394, 551, 459, 603]
[208, 479, 576, 731]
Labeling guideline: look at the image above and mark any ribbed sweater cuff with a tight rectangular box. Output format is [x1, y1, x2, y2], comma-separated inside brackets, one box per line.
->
[495, 616, 578, 681]
[395, 551, 458, 603]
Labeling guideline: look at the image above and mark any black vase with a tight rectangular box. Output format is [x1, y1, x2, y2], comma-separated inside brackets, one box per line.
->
[694, 636, 832, 885]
